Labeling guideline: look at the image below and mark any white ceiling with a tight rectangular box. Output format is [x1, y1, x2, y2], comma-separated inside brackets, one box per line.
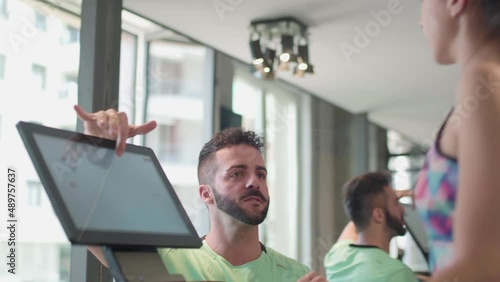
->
[123, 0, 460, 145]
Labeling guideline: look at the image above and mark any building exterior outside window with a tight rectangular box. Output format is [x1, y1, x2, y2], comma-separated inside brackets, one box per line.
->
[31, 63, 47, 90]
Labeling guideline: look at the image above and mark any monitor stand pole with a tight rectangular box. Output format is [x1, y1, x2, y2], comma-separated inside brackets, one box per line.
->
[102, 246, 186, 282]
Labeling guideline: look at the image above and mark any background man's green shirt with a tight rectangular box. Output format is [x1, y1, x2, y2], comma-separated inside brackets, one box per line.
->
[324, 240, 417, 282]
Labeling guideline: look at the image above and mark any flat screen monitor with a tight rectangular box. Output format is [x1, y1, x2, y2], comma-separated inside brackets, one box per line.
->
[16, 121, 202, 250]
[402, 203, 429, 264]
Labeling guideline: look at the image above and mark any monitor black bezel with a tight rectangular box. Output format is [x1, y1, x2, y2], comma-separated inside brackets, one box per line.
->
[16, 121, 202, 250]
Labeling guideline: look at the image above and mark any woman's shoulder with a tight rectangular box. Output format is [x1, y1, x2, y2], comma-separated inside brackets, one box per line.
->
[457, 62, 500, 101]
[460, 61, 500, 83]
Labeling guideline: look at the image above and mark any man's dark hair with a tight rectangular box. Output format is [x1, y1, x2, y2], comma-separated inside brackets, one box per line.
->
[343, 172, 392, 232]
[197, 127, 265, 186]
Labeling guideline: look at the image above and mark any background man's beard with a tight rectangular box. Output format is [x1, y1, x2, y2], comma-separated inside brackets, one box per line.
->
[213, 189, 270, 225]
[385, 209, 406, 236]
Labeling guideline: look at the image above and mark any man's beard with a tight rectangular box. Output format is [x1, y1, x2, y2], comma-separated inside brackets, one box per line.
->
[385, 208, 406, 236]
[212, 188, 269, 225]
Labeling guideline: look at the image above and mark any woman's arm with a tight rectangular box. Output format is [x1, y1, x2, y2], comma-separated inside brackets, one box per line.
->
[430, 66, 500, 281]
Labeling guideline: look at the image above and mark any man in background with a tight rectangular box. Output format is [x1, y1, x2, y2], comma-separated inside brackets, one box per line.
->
[324, 172, 417, 282]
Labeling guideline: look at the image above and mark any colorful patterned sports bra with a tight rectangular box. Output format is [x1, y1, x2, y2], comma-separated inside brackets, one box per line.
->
[414, 110, 459, 272]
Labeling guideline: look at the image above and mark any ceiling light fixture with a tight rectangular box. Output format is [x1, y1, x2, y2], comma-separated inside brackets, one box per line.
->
[249, 17, 314, 80]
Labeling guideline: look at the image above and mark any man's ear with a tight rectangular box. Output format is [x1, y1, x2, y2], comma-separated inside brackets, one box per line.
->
[447, 0, 468, 17]
[372, 207, 385, 224]
[199, 184, 214, 205]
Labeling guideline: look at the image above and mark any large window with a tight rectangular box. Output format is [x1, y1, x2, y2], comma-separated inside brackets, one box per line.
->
[264, 89, 300, 259]
[149, 57, 182, 94]
[146, 40, 214, 236]
[0, 1, 80, 281]
[232, 76, 264, 133]
[232, 70, 301, 260]
[387, 130, 429, 273]
[1, 1, 216, 281]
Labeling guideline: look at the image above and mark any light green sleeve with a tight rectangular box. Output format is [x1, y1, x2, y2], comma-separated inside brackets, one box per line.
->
[386, 267, 418, 282]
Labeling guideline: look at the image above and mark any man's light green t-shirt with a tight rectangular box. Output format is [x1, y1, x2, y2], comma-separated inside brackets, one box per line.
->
[158, 240, 310, 282]
[324, 240, 417, 282]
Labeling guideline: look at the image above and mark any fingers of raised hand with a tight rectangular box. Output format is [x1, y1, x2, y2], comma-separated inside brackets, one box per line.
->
[104, 109, 123, 139]
[92, 110, 108, 134]
[115, 112, 129, 156]
[74, 105, 156, 157]
[395, 189, 415, 209]
[74, 105, 94, 122]
[129, 120, 157, 137]
[396, 189, 413, 199]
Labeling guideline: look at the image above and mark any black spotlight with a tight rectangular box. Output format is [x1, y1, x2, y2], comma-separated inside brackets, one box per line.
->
[279, 34, 296, 63]
[293, 67, 304, 77]
[294, 64, 315, 77]
[250, 38, 264, 66]
[262, 48, 276, 80]
[297, 43, 314, 74]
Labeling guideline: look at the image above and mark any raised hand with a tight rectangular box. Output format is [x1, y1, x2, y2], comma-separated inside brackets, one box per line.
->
[74, 105, 157, 156]
[395, 189, 415, 209]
